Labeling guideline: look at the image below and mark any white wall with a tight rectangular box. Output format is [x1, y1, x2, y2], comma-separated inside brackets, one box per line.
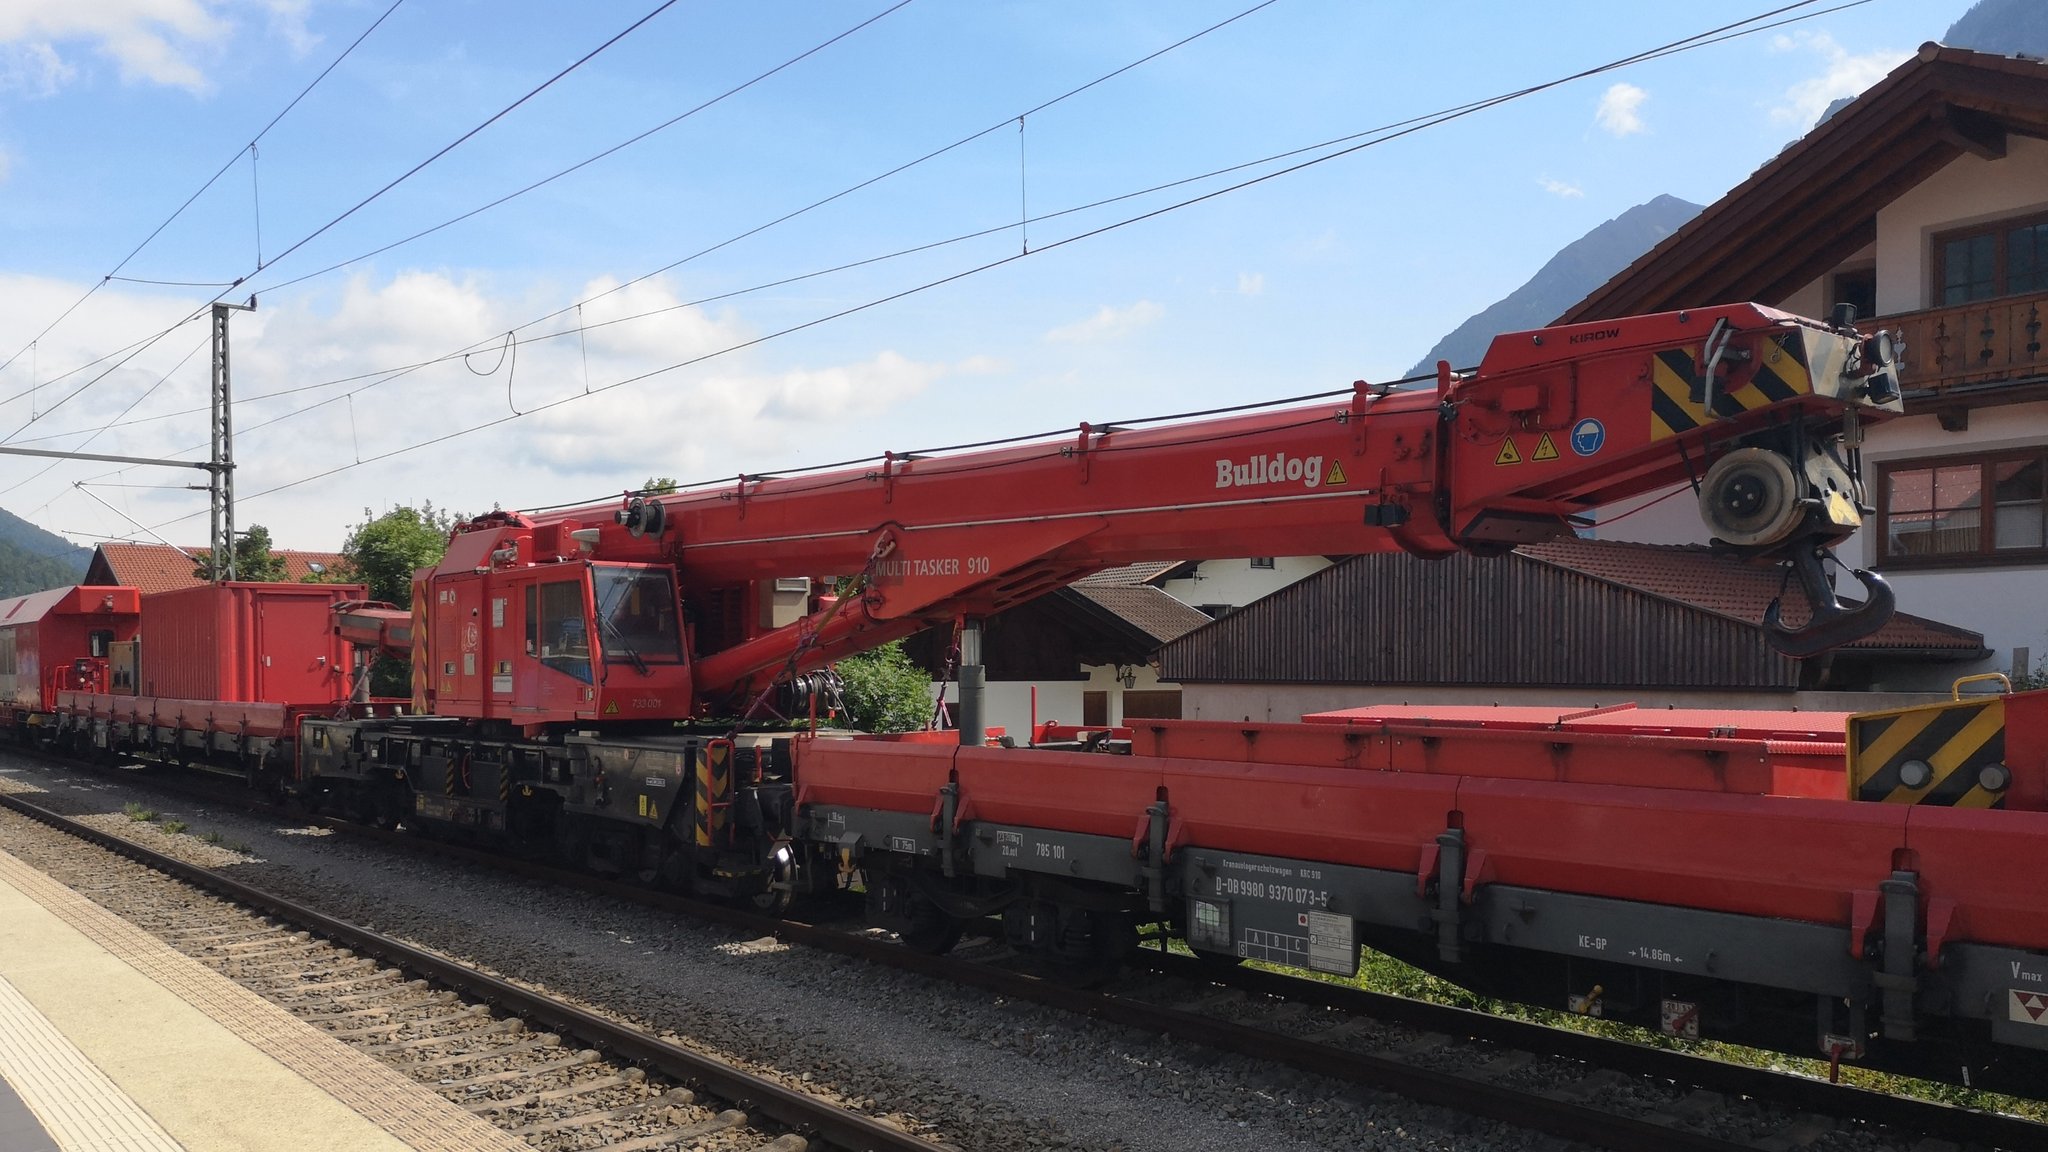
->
[930, 678, 1083, 741]
[1875, 136, 2048, 315]
[1157, 556, 1331, 610]
[1593, 140, 2048, 674]
[1850, 401, 2048, 680]
[1777, 241, 1874, 320]
[936, 662, 1179, 736]
[1182, 683, 1961, 724]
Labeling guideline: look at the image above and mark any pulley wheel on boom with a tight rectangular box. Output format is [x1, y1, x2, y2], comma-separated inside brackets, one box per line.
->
[1698, 445, 1894, 658]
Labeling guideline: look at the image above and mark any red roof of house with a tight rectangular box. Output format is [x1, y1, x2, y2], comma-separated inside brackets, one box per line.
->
[1075, 561, 1185, 588]
[84, 541, 345, 596]
[1517, 538, 1984, 653]
[1068, 585, 1215, 647]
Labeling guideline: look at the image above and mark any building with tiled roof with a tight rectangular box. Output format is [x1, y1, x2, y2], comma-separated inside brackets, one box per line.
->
[1158, 540, 1986, 722]
[913, 556, 1333, 733]
[1562, 43, 2048, 685]
[83, 542, 346, 595]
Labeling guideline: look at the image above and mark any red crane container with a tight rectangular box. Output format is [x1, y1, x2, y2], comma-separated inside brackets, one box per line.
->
[138, 582, 362, 705]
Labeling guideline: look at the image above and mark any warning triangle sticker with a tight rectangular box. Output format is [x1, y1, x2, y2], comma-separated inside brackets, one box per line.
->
[1325, 460, 1349, 486]
[1494, 437, 1522, 466]
[603, 699, 620, 715]
[1532, 431, 1560, 461]
[2010, 990, 2048, 1024]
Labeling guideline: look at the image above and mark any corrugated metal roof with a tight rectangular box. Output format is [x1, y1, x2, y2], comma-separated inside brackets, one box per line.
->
[0, 586, 81, 625]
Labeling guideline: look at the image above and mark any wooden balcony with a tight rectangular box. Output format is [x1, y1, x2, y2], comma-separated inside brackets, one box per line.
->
[1876, 290, 2048, 397]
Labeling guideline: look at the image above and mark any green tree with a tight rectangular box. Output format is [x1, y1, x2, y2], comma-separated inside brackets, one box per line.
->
[833, 641, 934, 733]
[340, 504, 457, 607]
[339, 505, 457, 700]
[190, 524, 288, 582]
[640, 476, 679, 494]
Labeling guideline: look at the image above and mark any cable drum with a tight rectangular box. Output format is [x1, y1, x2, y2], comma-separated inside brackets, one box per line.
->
[1699, 447, 1803, 547]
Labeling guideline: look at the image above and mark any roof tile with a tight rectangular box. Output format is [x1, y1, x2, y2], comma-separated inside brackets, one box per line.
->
[87, 542, 345, 596]
[1517, 538, 1982, 651]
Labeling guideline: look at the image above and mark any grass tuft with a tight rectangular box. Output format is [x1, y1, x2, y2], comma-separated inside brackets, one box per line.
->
[160, 820, 187, 835]
[121, 802, 154, 822]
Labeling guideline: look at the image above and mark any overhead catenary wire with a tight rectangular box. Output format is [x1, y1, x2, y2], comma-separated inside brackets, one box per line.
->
[250, 0, 920, 298]
[0, 0, 681, 446]
[67, 0, 1868, 449]
[136, 0, 1867, 531]
[0, 0, 407, 380]
[0, 334, 213, 501]
[13, 0, 1295, 452]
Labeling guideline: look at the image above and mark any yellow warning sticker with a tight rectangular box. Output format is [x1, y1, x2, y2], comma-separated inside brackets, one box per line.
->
[1532, 431, 1559, 461]
[637, 794, 648, 817]
[1494, 438, 1522, 466]
[1326, 460, 1349, 485]
[603, 699, 620, 715]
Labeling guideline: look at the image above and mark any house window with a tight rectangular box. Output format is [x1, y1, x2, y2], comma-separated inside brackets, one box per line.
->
[1248, 557, 1276, 569]
[1830, 266, 1877, 321]
[1934, 211, 2048, 305]
[1880, 450, 2048, 566]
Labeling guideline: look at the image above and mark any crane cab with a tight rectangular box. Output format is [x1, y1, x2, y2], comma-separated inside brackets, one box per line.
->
[416, 517, 693, 729]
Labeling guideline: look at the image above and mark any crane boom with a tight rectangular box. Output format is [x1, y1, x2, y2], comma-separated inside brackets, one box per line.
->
[399, 303, 1904, 727]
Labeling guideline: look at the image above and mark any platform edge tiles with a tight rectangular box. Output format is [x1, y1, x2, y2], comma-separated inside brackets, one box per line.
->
[0, 846, 528, 1152]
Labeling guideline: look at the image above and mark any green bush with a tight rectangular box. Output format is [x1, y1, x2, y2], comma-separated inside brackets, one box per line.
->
[834, 642, 933, 733]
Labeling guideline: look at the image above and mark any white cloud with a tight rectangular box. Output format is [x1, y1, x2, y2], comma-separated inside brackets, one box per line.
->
[1769, 32, 1908, 128]
[1595, 83, 1648, 137]
[0, 0, 237, 92]
[0, 271, 979, 546]
[1537, 176, 1583, 199]
[1043, 300, 1164, 343]
[0, 40, 73, 95]
[1236, 272, 1264, 296]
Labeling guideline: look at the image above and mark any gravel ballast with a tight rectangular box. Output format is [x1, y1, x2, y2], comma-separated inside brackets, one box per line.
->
[0, 757, 1563, 1152]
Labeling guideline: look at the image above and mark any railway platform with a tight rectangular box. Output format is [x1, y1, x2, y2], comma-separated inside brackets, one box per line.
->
[0, 846, 526, 1152]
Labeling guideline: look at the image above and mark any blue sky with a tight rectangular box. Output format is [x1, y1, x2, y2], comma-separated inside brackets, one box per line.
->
[0, 0, 1980, 549]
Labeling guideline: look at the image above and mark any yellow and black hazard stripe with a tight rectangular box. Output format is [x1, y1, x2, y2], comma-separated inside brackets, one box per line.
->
[693, 740, 732, 846]
[1650, 332, 1815, 441]
[1847, 696, 2009, 808]
[410, 579, 432, 715]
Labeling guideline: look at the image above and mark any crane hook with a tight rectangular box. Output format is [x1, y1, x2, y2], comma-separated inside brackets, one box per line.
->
[1761, 543, 1896, 658]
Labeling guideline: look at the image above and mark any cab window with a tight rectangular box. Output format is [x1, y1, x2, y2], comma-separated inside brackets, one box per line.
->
[535, 579, 591, 683]
[592, 565, 683, 664]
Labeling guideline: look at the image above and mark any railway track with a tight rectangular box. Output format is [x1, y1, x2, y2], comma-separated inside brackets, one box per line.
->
[11, 752, 2047, 1152]
[0, 789, 947, 1152]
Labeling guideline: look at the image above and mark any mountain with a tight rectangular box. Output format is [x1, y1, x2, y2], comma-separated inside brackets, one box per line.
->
[1405, 194, 1702, 376]
[1945, 0, 2048, 57]
[0, 507, 90, 596]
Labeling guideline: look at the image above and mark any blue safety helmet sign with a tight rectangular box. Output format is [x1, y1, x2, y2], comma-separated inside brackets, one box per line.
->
[1570, 417, 1605, 457]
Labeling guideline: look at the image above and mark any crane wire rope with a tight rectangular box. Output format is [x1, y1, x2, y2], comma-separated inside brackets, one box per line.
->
[133, 0, 1869, 531]
[11, 0, 1294, 466]
[24, 0, 1856, 457]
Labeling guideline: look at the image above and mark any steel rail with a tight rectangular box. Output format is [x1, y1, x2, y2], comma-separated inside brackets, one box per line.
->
[0, 790, 944, 1152]
[13, 751, 2046, 1150]
[311, 820, 2048, 1152]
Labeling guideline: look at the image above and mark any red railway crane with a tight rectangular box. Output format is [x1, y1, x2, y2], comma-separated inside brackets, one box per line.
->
[395, 302, 1903, 737]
